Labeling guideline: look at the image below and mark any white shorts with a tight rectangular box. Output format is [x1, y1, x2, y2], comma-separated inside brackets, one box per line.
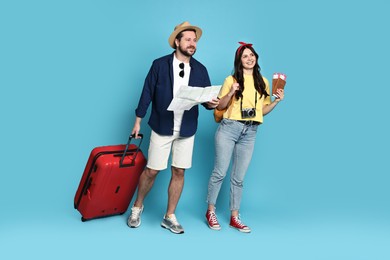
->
[147, 130, 195, 171]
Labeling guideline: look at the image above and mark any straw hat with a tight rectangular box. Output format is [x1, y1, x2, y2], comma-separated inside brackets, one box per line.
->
[168, 21, 202, 48]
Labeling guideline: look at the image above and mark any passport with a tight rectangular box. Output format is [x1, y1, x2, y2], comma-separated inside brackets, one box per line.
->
[272, 73, 287, 98]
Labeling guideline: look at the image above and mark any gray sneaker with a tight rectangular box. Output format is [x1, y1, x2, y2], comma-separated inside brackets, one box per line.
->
[161, 214, 184, 234]
[127, 205, 144, 228]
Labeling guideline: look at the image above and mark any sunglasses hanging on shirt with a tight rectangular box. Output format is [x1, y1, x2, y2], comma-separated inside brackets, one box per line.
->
[179, 63, 184, 78]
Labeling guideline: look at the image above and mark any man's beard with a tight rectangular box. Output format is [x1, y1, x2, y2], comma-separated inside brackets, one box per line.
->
[178, 45, 196, 57]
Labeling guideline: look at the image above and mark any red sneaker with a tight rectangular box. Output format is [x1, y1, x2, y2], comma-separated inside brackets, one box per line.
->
[229, 216, 251, 233]
[206, 210, 221, 230]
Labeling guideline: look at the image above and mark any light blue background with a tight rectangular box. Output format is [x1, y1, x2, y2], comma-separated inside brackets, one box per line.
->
[1, 0, 389, 259]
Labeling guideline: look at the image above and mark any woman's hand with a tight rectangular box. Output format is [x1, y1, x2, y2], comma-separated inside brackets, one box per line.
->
[228, 82, 240, 97]
[274, 89, 284, 102]
[263, 89, 285, 115]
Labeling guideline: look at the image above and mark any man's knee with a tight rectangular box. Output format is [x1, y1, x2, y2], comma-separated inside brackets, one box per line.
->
[144, 167, 159, 178]
[171, 166, 185, 178]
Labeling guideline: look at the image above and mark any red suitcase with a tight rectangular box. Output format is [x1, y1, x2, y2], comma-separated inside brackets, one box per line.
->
[74, 134, 147, 221]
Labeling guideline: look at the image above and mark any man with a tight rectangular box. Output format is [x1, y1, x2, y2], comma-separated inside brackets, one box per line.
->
[127, 21, 219, 234]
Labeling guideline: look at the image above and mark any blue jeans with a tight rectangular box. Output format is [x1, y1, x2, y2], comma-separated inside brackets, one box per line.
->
[207, 119, 258, 211]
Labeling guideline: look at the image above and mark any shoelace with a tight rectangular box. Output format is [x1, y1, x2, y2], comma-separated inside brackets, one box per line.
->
[131, 206, 142, 220]
[167, 214, 180, 226]
[232, 216, 246, 228]
[208, 211, 219, 225]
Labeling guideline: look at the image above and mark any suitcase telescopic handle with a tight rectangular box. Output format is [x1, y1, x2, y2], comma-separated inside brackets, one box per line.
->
[119, 133, 143, 167]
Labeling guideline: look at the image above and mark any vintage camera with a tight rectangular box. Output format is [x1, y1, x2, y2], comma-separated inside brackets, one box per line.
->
[241, 108, 256, 119]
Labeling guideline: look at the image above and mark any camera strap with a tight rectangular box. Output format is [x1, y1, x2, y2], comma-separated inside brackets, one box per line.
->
[240, 91, 258, 114]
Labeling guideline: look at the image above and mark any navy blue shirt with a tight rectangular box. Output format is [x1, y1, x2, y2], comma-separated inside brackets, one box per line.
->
[135, 53, 212, 137]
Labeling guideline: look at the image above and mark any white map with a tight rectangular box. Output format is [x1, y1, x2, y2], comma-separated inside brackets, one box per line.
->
[167, 85, 222, 111]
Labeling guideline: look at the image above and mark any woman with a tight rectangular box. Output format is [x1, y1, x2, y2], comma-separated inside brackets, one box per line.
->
[205, 42, 285, 233]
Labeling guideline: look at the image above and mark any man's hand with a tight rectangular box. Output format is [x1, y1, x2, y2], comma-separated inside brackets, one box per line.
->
[206, 98, 220, 109]
[132, 117, 142, 138]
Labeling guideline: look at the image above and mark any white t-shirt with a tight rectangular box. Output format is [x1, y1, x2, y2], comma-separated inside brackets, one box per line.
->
[172, 54, 190, 132]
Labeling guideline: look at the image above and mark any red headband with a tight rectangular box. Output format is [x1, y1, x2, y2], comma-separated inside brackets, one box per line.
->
[236, 41, 253, 56]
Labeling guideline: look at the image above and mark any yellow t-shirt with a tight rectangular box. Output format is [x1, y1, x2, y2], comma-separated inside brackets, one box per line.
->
[218, 75, 271, 123]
